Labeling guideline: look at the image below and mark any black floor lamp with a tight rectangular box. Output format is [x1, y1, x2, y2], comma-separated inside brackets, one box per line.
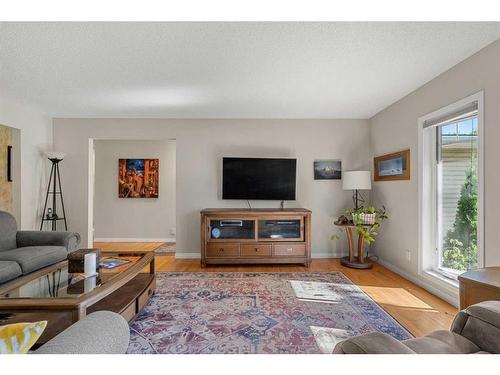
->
[40, 152, 68, 231]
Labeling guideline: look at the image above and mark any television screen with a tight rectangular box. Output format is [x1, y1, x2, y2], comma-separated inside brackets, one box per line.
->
[222, 157, 296, 200]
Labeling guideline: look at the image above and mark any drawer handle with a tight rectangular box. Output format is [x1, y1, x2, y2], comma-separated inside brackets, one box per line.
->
[255, 248, 259, 252]
[287, 248, 293, 252]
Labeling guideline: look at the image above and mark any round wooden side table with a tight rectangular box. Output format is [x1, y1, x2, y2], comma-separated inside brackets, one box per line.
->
[335, 222, 372, 269]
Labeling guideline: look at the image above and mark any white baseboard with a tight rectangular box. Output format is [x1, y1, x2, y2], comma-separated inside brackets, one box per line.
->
[175, 252, 201, 259]
[174, 252, 342, 260]
[377, 258, 459, 307]
[94, 237, 176, 243]
[311, 252, 344, 259]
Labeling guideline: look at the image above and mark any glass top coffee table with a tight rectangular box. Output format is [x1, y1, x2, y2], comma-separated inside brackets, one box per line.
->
[0, 251, 155, 346]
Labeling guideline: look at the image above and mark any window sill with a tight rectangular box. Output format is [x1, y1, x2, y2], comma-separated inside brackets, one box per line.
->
[423, 269, 459, 289]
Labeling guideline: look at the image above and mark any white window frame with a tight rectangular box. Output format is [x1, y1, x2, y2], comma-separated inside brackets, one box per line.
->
[418, 91, 484, 284]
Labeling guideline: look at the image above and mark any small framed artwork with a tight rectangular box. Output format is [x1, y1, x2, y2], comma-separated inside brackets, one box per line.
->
[374, 149, 410, 181]
[314, 160, 342, 180]
[118, 158, 159, 198]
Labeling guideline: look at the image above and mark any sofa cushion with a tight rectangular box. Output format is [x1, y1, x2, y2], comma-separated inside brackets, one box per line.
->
[403, 330, 481, 354]
[333, 332, 415, 354]
[16, 231, 81, 252]
[0, 211, 17, 252]
[465, 301, 500, 329]
[0, 261, 22, 284]
[0, 246, 67, 274]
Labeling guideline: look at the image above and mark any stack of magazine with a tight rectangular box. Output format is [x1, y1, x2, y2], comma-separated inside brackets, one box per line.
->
[99, 257, 130, 269]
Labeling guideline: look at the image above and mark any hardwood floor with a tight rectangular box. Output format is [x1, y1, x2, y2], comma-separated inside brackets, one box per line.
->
[95, 241, 458, 337]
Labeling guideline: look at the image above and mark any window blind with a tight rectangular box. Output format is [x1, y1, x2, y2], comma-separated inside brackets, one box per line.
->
[423, 101, 478, 129]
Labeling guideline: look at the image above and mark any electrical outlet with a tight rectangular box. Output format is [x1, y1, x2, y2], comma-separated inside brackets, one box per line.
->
[406, 249, 411, 262]
[170, 228, 176, 236]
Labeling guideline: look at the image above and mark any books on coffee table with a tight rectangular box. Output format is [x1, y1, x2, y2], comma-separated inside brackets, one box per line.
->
[99, 257, 130, 269]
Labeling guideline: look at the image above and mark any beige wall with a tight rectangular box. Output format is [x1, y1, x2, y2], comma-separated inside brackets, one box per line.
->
[94, 139, 176, 241]
[53, 119, 370, 256]
[0, 93, 52, 229]
[369, 40, 500, 295]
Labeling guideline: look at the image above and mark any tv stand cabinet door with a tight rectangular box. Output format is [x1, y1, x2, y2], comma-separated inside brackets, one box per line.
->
[257, 216, 304, 242]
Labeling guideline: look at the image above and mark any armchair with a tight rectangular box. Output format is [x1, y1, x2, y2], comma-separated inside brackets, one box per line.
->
[333, 300, 500, 354]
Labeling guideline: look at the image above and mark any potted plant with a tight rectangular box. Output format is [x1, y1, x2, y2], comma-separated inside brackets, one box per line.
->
[332, 206, 388, 244]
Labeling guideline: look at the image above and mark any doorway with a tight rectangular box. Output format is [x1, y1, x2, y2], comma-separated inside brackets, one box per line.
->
[88, 138, 176, 255]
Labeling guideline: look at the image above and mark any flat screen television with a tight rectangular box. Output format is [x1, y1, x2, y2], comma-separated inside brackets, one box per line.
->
[222, 157, 296, 200]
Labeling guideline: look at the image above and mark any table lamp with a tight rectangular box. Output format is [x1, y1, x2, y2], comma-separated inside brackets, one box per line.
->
[342, 171, 372, 210]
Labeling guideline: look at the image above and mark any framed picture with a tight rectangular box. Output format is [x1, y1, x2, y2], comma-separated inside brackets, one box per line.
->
[118, 158, 159, 198]
[374, 149, 410, 181]
[313, 159, 342, 180]
[7, 145, 12, 182]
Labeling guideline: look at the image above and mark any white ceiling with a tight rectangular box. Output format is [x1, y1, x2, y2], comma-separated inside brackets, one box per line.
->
[1, 22, 500, 119]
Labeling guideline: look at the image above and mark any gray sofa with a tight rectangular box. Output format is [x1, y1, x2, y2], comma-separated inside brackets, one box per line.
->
[0, 211, 80, 284]
[333, 300, 500, 354]
[33, 311, 130, 354]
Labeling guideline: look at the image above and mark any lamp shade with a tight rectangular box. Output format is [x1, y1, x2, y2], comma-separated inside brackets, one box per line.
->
[342, 171, 372, 190]
[45, 151, 65, 160]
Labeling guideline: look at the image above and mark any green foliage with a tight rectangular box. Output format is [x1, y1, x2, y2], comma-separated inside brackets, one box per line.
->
[330, 234, 340, 241]
[332, 206, 387, 245]
[348, 207, 387, 244]
[442, 165, 478, 271]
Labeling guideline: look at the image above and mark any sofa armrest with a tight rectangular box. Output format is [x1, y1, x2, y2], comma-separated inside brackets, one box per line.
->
[451, 301, 500, 354]
[465, 301, 500, 329]
[16, 230, 80, 252]
[453, 301, 500, 334]
[33, 311, 130, 354]
[450, 311, 469, 334]
[333, 332, 416, 354]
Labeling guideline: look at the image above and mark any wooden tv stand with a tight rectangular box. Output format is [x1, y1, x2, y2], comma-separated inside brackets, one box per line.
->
[200, 208, 311, 266]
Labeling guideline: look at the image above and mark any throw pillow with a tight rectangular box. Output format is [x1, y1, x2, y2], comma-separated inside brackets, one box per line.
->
[0, 321, 47, 354]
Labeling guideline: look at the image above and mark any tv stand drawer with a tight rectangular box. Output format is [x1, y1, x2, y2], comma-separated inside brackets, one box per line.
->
[240, 243, 272, 257]
[207, 243, 240, 258]
[273, 244, 306, 257]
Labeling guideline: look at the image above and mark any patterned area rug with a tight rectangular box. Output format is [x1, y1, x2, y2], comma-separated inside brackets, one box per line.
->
[127, 272, 412, 354]
[154, 242, 176, 255]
